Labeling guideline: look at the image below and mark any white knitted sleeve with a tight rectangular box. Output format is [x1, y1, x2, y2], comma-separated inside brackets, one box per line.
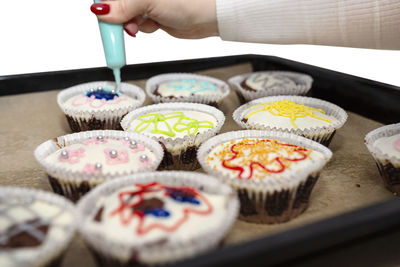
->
[216, 0, 400, 50]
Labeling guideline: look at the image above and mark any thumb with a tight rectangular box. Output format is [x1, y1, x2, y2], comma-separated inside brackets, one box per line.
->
[90, 0, 151, 24]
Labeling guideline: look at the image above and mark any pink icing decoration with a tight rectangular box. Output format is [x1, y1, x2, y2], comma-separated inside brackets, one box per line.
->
[58, 148, 85, 164]
[83, 138, 109, 145]
[89, 97, 107, 109]
[139, 157, 152, 168]
[132, 144, 145, 153]
[104, 149, 129, 165]
[71, 95, 92, 107]
[71, 94, 128, 109]
[81, 164, 101, 175]
[394, 138, 400, 152]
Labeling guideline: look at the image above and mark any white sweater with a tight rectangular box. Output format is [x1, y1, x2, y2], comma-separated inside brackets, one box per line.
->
[216, 0, 400, 50]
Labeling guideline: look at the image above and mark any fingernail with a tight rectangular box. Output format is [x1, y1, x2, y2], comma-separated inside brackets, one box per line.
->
[90, 3, 110, 15]
[125, 28, 136, 37]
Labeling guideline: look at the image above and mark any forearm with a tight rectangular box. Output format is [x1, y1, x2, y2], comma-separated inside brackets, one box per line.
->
[216, 0, 400, 50]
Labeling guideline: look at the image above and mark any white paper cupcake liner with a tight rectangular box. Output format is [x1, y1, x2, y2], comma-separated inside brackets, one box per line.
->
[197, 130, 332, 223]
[57, 81, 146, 131]
[0, 186, 77, 267]
[233, 95, 348, 146]
[146, 73, 230, 106]
[34, 130, 164, 201]
[76, 171, 239, 266]
[120, 102, 225, 170]
[228, 71, 313, 103]
[365, 123, 400, 193]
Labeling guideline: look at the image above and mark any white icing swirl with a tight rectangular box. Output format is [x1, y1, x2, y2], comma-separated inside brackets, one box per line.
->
[245, 73, 296, 91]
[0, 199, 73, 267]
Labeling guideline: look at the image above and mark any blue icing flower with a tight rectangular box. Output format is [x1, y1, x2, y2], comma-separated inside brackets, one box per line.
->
[167, 79, 217, 93]
[86, 87, 119, 100]
[144, 208, 170, 218]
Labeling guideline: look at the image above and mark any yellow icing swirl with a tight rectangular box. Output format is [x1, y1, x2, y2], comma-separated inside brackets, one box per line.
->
[245, 100, 331, 129]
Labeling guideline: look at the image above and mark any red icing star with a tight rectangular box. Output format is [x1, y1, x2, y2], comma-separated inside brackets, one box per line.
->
[110, 182, 213, 235]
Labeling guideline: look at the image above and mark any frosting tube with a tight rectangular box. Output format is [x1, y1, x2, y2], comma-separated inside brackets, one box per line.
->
[94, 0, 126, 92]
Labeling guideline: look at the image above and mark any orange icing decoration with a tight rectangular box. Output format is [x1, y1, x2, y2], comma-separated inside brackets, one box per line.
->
[207, 138, 311, 179]
[245, 100, 331, 129]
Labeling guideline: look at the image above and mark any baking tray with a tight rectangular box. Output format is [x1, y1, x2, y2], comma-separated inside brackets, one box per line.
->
[1, 54, 400, 267]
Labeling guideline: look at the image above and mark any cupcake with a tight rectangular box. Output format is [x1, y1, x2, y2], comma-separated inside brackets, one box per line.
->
[34, 130, 163, 202]
[198, 130, 332, 223]
[146, 73, 230, 107]
[57, 81, 145, 132]
[228, 71, 313, 103]
[76, 171, 239, 266]
[233, 96, 348, 146]
[365, 123, 400, 194]
[120, 102, 225, 170]
[0, 187, 77, 267]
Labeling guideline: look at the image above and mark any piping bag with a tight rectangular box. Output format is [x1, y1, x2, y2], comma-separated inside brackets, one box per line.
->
[94, 0, 126, 93]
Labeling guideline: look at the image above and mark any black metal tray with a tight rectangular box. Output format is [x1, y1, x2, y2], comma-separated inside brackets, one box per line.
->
[1, 54, 400, 267]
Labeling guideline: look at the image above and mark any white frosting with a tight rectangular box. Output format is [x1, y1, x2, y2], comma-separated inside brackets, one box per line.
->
[206, 138, 325, 180]
[127, 110, 218, 140]
[244, 102, 338, 130]
[63, 93, 139, 114]
[245, 73, 296, 91]
[373, 133, 400, 158]
[0, 199, 74, 267]
[84, 183, 228, 262]
[157, 79, 223, 97]
[44, 138, 157, 175]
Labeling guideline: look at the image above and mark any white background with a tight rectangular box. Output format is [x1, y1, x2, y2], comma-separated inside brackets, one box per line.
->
[1, 0, 399, 87]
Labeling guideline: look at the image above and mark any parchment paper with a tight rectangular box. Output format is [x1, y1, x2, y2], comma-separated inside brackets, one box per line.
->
[0, 63, 393, 266]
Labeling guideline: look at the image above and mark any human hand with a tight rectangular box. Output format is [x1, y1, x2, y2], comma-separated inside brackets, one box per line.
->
[90, 0, 218, 39]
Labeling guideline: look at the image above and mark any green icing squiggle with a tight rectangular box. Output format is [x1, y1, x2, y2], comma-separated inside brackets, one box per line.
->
[134, 112, 214, 137]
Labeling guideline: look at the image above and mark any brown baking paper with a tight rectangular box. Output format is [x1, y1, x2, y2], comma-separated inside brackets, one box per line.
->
[0, 63, 394, 267]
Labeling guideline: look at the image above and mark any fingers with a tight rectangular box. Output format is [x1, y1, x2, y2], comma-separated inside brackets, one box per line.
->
[124, 20, 139, 37]
[138, 19, 160, 33]
[91, 0, 151, 24]
[124, 16, 160, 37]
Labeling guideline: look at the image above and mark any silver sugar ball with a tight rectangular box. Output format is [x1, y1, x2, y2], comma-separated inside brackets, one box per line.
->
[109, 150, 118, 158]
[61, 150, 69, 159]
[139, 154, 148, 162]
[111, 89, 117, 95]
[129, 140, 137, 148]
[97, 86, 103, 91]
[124, 137, 130, 141]
[97, 135, 104, 141]
[89, 88, 96, 93]
[95, 163, 102, 169]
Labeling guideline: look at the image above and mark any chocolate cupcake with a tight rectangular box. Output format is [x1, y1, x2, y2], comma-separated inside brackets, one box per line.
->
[198, 130, 332, 223]
[34, 130, 163, 202]
[228, 71, 313, 103]
[0, 187, 77, 267]
[146, 73, 230, 107]
[76, 171, 239, 266]
[57, 81, 145, 132]
[233, 96, 348, 147]
[365, 123, 400, 194]
[120, 102, 225, 170]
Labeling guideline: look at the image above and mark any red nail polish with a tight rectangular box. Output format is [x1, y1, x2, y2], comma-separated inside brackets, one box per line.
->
[90, 3, 110, 15]
[125, 28, 136, 37]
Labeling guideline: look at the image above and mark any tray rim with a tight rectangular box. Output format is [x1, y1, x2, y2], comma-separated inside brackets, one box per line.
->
[1, 54, 400, 266]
